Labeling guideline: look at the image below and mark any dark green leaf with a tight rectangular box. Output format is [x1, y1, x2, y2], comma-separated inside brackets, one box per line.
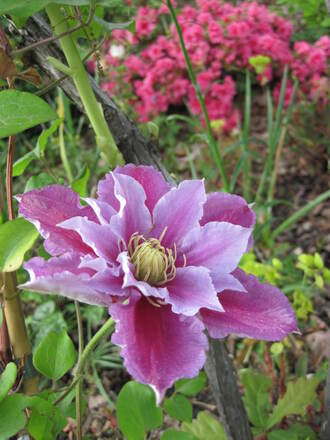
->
[0, 218, 39, 272]
[0, 90, 57, 139]
[267, 377, 320, 429]
[33, 330, 76, 380]
[175, 372, 207, 396]
[240, 369, 272, 428]
[117, 381, 162, 440]
[182, 411, 226, 440]
[0, 363, 17, 402]
[164, 394, 192, 422]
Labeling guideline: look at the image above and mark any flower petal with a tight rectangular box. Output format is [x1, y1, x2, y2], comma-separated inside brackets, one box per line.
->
[211, 272, 246, 293]
[110, 296, 208, 400]
[151, 180, 206, 248]
[201, 192, 256, 227]
[200, 269, 298, 341]
[97, 173, 120, 211]
[110, 173, 152, 244]
[21, 254, 111, 306]
[201, 192, 256, 251]
[59, 216, 119, 263]
[165, 266, 223, 316]
[83, 198, 116, 225]
[180, 222, 252, 273]
[114, 164, 171, 213]
[17, 185, 95, 256]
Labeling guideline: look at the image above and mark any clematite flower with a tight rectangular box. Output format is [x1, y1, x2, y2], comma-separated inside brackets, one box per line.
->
[18, 164, 297, 399]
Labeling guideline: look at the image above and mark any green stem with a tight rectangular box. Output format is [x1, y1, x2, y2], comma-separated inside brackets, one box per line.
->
[45, 4, 124, 168]
[266, 81, 298, 205]
[166, 0, 229, 192]
[58, 90, 74, 183]
[271, 189, 330, 241]
[241, 70, 251, 201]
[255, 67, 288, 205]
[75, 301, 83, 440]
[54, 316, 114, 406]
[75, 317, 114, 378]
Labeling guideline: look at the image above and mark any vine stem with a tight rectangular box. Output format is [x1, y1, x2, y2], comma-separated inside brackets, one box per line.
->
[54, 317, 114, 406]
[166, 0, 229, 192]
[45, 4, 124, 168]
[58, 90, 74, 183]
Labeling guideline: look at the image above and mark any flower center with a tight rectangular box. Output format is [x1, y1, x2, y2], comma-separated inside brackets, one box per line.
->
[127, 231, 176, 286]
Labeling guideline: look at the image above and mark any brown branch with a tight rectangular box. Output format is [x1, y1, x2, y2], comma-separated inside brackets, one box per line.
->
[205, 340, 253, 440]
[325, 0, 330, 14]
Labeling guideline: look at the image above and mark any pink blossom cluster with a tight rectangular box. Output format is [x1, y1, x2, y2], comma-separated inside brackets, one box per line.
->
[96, 0, 330, 131]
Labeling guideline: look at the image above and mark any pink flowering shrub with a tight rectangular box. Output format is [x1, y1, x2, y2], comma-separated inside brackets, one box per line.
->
[96, 0, 330, 132]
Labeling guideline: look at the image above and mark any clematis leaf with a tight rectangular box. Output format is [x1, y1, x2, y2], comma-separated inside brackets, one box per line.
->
[33, 330, 76, 380]
[0, 394, 28, 439]
[117, 381, 162, 440]
[0, 90, 57, 139]
[164, 394, 193, 422]
[175, 372, 207, 396]
[0, 363, 17, 402]
[0, 218, 39, 272]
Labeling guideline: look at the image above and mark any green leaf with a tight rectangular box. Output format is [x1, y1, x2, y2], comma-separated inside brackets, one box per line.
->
[0, 363, 17, 402]
[268, 423, 316, 440]
[35, 119, 62, 159]
[72, 165, 90, 197]
[27, 410, 54, 440]
[0, 0, 97, 16]
[0, 394, 28, 439]
[93, 16, 136, 33]
[241, 369, 273, 428]
[13, 151, 35, 177]
[24, 173, 56, 192]
[0, 90, 57, 139]
[267, 377, 320, 429]
[0, 0, 49, 16]
[33, 330, 76, 380]
[175, 372, 207, 396]
[164, 394, 192, 422]
[182, 411, 226, 440]
[161, 430, 197, 440]
[117, 381, 163, 440]
[0, 218, 39, 272]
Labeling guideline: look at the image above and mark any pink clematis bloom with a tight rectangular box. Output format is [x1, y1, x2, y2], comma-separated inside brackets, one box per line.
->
[18, 165, 297, 400]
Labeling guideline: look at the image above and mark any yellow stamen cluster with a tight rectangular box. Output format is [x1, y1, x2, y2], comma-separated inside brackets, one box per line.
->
[127, 230, 177, 286]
